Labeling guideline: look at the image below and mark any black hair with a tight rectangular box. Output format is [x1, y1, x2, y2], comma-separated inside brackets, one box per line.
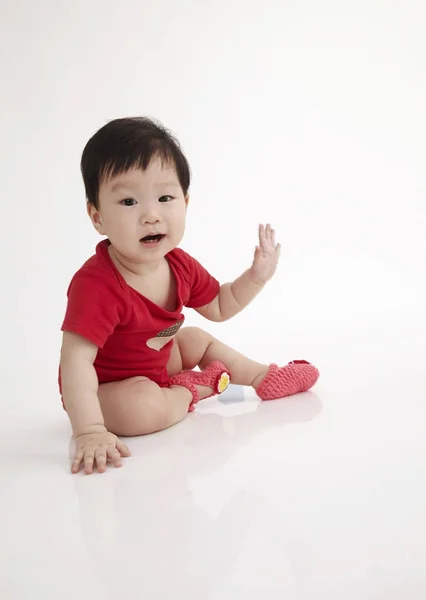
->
[80, 117, 191, 209]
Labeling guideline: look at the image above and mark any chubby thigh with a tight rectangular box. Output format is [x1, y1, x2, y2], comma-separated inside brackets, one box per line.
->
[98, 376, 190, 436]
[98, 376, 168, 436]
[98, 327, 212, 436]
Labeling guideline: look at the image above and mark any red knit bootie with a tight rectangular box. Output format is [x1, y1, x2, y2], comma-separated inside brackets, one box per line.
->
[169, 360, 231, 412]
[255, 360, 319, 401]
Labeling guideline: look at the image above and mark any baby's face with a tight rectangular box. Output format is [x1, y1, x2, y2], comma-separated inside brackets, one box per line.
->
[91, 158, 188, 264]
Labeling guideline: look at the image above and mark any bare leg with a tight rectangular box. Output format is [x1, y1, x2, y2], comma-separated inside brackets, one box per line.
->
[98, 376, 214, 437]
[98, 327, 269, 437]
[170, 326, 269, 388]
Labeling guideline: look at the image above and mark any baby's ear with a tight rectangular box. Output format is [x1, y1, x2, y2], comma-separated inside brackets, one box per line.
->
[87, 203, 105, 235]
[185, 194, 190, 208]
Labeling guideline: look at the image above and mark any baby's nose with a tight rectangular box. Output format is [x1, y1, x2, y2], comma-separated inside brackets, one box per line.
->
[141, 207, 160, 224]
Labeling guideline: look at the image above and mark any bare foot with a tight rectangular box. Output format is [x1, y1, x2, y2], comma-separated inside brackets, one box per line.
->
[196, 384, 215, 400]
[170, 384, 214, 402]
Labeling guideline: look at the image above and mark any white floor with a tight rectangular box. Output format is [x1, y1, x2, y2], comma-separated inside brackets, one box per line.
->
[1, 326, 426, 600]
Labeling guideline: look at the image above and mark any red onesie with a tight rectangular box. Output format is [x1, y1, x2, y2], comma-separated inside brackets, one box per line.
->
[60, 239, 220, 389]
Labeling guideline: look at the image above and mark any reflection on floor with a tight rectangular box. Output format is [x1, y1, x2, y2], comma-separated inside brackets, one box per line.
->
[2, 343, 426, 599]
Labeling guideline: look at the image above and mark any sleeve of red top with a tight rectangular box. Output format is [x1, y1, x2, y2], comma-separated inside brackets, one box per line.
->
[184, 252, 221, 308]
[61, 267, 124, 348]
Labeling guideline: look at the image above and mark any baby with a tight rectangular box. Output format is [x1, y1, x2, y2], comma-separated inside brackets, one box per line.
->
[60, 117, 319, 475]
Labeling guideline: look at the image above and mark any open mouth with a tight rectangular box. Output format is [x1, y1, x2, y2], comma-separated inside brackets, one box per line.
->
[140, 234, 165, 245]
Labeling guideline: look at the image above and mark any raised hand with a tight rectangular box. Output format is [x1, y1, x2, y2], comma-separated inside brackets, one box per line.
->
[249, 224, 281, 285]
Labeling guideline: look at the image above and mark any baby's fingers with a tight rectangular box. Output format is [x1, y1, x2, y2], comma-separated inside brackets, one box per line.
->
[95, 448, 108, 473]
[259, 224, 278, 251]
[265, 224, 278, 246]
[116, 439, 132, 458]
[71, 451, 83, 474]
[84, 452, 95, 475]
[107, 446, 124, 468]
[258, 224, 266, 247]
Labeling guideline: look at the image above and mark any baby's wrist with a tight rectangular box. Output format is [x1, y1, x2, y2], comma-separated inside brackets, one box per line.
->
[248, 269, 267, 287]
[75, 423, 107, 437]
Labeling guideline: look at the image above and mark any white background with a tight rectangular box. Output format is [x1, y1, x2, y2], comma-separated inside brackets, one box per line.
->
[0, 2, 426, 598]
[1, 0, 425, 420]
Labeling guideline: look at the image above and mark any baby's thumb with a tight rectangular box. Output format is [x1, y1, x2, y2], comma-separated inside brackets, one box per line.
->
[254, 245, 261, 258]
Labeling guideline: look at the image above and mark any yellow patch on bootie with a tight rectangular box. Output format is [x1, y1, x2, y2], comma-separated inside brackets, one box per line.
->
[217, 372, 230, 393]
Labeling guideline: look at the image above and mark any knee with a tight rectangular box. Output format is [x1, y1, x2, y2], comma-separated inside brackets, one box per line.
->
[131, 380, 173, 432]
[131, 375, 151, 386]
[128, 377, 163, 408]
[130, 376, 157, 395]
[105, 378, 170, 436]
[178, 326, 213, 343]
[130, 378, 167, 416]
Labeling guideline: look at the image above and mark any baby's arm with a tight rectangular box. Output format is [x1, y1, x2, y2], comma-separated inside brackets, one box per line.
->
[196, 223, 281, 322]
[60, 332, 131, 474]
[60, 332, 104, 436]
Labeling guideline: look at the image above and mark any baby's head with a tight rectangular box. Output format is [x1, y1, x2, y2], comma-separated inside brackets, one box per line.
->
[81, 117, 191, 264]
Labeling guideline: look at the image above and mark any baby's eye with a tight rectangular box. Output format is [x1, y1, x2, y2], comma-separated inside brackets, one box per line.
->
[120, 198, 137, 206]
[158, 195, 173, 203]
